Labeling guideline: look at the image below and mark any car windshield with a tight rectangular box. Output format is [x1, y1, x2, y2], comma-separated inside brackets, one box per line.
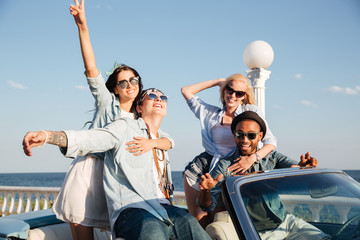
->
[240, 172, 360, 240]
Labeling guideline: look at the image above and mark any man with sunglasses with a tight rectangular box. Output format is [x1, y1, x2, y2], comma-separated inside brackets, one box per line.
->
[22, 88, 211, 240]
[197, 111, 317, 216]
[197, 111, 329, 239]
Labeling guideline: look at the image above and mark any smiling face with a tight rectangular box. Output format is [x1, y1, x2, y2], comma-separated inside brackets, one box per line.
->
[113, 70, 139, 102]
[137, 91, 167, 118]
[234, 119, 263, 156]
[223, 80, 247, 110]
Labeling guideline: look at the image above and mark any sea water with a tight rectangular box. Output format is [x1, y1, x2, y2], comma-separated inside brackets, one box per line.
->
[0, 171, 185, 191]
[0, 170, 359, 191]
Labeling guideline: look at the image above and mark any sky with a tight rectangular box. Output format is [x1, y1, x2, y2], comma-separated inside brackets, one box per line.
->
[0, 0, 359, 173]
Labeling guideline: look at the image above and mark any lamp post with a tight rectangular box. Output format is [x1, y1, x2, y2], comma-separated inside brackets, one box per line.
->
[243, 40, 274, 117]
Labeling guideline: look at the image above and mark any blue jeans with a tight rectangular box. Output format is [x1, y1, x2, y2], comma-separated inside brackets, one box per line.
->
[114, 204, 211, 240]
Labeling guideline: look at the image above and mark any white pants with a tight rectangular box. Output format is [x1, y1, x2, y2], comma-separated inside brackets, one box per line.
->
[259, 214, 331, 240]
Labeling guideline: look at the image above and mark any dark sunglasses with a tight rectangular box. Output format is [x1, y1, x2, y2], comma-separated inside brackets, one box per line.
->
[117, 77, 139, 89]
[235, 131, 260, 140]
[226, 85, 246, 98]
[148, 93, 168, 102]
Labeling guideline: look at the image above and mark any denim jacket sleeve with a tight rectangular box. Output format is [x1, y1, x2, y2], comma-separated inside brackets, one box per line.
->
[242, 104, 277, 148]
[63, 120, 126, 158]
[272, 151, 298, 168]
[158, 129, 175, 149]
[187, 96, 221, 120]
[86, 71, 113, 109]
[197, 159, 230, 212]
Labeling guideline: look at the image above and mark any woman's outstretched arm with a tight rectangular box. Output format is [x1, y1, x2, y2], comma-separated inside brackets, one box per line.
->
[70, 0, 98, 77]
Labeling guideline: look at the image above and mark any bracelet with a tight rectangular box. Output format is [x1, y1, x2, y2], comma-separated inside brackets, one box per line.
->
[37, 130, 48, 148]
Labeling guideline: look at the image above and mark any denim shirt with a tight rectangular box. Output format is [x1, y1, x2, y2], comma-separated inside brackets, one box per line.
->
[85, 71, 174, 185]
[187, 96, 277, 172]
[198, 149, 297, 212]
[63, 118, 175, 235]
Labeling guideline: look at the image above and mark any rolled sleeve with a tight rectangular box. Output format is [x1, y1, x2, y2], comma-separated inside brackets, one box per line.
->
[197, 168, 226, 212]
[197, 193, 218, 212]
[63, 130, 82, 158]
[273, 151, 298, 168]
[61, 121, 125, 159]
[187, 96, 220, 120]
[86, 71, 112, 108]
[158, 129, 175, 149]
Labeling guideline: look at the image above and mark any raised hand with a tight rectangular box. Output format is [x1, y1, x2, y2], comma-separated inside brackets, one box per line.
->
[70, 0, 86, 26]
[298, 152, 318, 167]
[216, 78, 227, 88]
[22, 131, 47, 156]
[198, 173, 223, 191]
[228, 154, 256, 175]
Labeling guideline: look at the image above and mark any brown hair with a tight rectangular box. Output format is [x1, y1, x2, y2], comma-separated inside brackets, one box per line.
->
[105, 65, 143, 118]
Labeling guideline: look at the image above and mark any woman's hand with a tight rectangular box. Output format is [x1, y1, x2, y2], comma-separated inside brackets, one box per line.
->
[216, 78, 227, 88]
[70, 0, 86, 26]
[228, 154, 257, 175]
[126, 137, 154, 156]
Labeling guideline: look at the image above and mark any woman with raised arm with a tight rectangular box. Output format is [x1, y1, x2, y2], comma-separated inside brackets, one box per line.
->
[181, 74, 277, 228]
[54, 1, 173, 239]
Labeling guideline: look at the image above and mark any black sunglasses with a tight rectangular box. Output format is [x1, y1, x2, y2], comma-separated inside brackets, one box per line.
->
[148, 93, 168, 102]
[116, 77, 139, 89]
[226, 85, 246, 98]
[235, 131, 260, 140]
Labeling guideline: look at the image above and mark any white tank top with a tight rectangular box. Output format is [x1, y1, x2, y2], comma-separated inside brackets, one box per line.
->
[210, 122, 236, 156]
[120, 110, 135, 119]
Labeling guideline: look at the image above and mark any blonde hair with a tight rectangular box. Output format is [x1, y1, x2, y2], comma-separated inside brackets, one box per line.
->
[220, 73, 255, 107]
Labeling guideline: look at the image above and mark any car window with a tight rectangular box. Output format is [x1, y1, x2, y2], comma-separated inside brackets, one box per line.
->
[239, 172, 360, 239]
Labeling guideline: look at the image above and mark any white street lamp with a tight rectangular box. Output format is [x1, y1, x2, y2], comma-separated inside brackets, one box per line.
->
[243, 40, 274, 116]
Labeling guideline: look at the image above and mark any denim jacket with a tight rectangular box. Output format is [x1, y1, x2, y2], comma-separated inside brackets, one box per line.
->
[187, 96, 277, 172]
[63, 118, 175, 235]
[199, 149, 297, 212]
[85, 71, 174, 190]
[86, 71, 122, 129]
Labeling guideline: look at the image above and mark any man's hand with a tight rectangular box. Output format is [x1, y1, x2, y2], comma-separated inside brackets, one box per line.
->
[227, 154, 257, 175]
[198, 173, 223, 191]
[22, 131, 47, 156]
[298, 152, 318, 167]
[126, 137, 154, 156]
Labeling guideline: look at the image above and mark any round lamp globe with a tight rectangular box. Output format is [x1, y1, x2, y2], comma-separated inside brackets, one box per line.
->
[243, 40, 274, 70]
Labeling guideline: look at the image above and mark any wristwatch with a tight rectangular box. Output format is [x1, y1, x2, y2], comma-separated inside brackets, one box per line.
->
[255, 152, 261, 163]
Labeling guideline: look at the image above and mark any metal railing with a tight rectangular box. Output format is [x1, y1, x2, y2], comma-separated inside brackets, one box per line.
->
[0, 186, 185, 217]
[0, 186, 60, 216]
[3, 186, 356, 224]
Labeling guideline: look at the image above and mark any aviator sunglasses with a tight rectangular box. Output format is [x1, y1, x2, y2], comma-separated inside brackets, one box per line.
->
[225, 85, 246, 98]
[116, 76, 139, 89]
[235, 131, 260, 140]
[148, 93, 168, 102]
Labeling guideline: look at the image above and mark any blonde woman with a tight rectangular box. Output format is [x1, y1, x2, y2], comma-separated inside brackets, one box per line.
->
[181, 74, 277, 228]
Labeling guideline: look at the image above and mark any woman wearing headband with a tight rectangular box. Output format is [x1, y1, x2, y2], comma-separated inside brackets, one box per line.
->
[54, 1, 173, 239]
[181, 74, 277, 228]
